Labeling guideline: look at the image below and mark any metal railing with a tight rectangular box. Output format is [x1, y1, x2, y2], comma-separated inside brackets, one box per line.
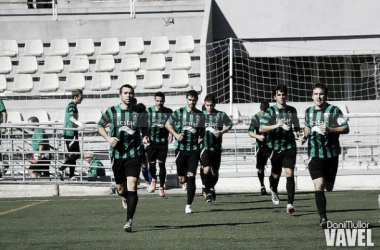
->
[0, 113, 379, 182]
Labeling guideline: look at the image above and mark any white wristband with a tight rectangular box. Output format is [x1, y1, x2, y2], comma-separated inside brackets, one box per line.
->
[74, 121, 83, 127]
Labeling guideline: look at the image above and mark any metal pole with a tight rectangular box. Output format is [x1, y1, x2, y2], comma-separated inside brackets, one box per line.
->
[22, 128, 25, 182]
[229, 37, 233, 117]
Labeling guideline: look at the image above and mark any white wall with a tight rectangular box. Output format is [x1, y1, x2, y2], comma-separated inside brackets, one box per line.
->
[213, 0, 380, 56]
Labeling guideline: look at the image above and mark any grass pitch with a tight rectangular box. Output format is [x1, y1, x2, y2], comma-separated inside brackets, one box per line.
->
[0, 190, 379, 249]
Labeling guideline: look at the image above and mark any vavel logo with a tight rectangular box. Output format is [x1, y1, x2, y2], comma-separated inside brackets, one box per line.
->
[324, 221, 374, 247]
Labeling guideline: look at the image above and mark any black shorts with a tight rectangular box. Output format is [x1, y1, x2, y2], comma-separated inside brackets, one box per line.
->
[270, 147, 297, 174]
[308, 157, 339, 183]
[175, 150, 200, 176]
[200, 149, 222, 170]
[256, 146, 272, 170]
[29, 160, 50, 177]
[146, 142, 168, 163]
[112, 157, 142, 184]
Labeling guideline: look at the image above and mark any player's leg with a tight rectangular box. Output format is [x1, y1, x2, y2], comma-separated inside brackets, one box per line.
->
[112, 159, 129, 210]
[283, 148, 297, 214]
[200, 150, 212, 201]
[123, 157, 142, 232]
[156, 143, 168, 197]
[269, 150, 282, 205]
[309, 157, 331, 228]
[256, 147, 270, 195]
[209, 150, 221, 201]
[175, 150, 188, 190]
[146, 144, 157, 192]
[185, 151, 199, 213]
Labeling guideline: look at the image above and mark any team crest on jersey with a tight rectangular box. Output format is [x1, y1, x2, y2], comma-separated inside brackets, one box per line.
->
[215, 116, 220, 124]
[196, 116, 200, 124]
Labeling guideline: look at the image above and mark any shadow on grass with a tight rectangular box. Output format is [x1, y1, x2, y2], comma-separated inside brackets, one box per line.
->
[149, 221, 268, 231]
[329, 208, 379, 214]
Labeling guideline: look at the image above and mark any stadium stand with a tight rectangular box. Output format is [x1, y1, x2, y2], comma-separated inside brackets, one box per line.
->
[74, 39, 95, 56]
[117, 71, 137, 89]
[94, 55, 115, 72]
[145, 53, 166, 71]
[0, 40, 18, 57]
[120, 54, 141, 71]
[43, 56, 63, 73]
[0, 75, 6, 92]
[24, 40, 44, 57]
[90, 72, 112, 91]
[64, 73, 86, 91]
[49, 39, 69, 57]
[28, 111, 50, 122]
[17, 56, 38, 74]
[12, 74, 33, 92]
[69, 55, 90, 73]
[174, 35, 195, 53]
[0, 57, 12, 74]
[39, 73, 60, 92]
[124, 37, 145, 55]
[6, 111, 23, 123]
[143, 70, 163, 89]
[150, 36, 169, 54]
[171, 53, 192, 70]
[168, 70, 189, 88]
[99, 38, 119, 55]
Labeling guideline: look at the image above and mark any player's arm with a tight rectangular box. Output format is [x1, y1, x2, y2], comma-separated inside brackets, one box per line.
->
[300, 126, 310, 145]
[325, 125, 349, 134]
[321, 109, 349, 135]
[259, 120, 283, 133]
[98, 110, 119, 147]
[292, 109, 301, 138]
[98, 127, 119, 147]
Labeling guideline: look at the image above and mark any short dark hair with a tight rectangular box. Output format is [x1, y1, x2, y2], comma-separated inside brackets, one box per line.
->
[155, 91, 165, 100]
[204, 94, 216, 104]
[131, 97, 137, 105]
[72, 89, 83, 99]
[28, 116, 39, 123]
[260, 101, 270, 112]
[312, 83, 328, 96]
[272, 85, 287, 97]
[186, 90, 198, 99]
[119, 84, 134, 95]
[136, 103, 146, 112]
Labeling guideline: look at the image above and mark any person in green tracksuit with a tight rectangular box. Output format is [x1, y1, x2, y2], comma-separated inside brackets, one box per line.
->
[84, 151, 105, 177]
[28, 116, 50, 178]
[300, 83, 349, 228]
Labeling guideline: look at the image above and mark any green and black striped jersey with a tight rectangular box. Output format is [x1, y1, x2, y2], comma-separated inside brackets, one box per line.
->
[248, 111, 266, 148]
[146, 106, 173, 143]
[167, 106, 205, 151]
[260, 104, 300, 150]
[202, 109, 232, 151]
[98, 104, 147, 159]
[304, 103, 348, 158]
[0, 99, 6, 124]
[63, 101, 78, 137]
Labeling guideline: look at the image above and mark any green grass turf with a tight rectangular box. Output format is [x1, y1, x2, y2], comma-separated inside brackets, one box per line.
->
[0, 190, 379, 249]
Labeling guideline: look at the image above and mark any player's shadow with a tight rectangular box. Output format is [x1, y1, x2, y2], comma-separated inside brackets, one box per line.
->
[329, 208, 379, 213]
[201, 206, 288, 213]
[141, 221, 269, 232]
